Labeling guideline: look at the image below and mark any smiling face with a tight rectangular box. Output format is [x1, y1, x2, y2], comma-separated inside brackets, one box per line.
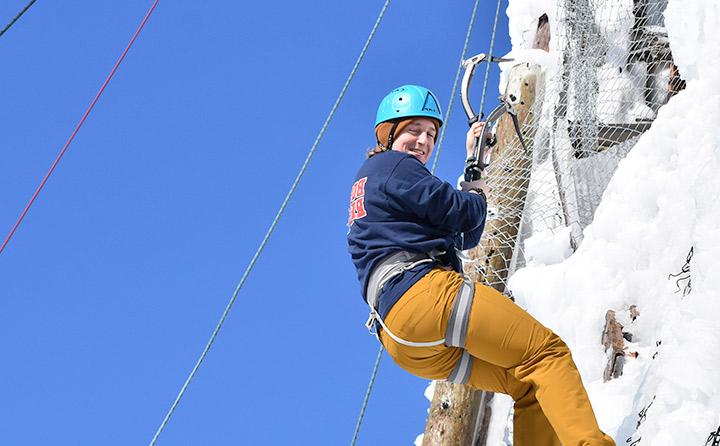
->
[391, 117, 438, 165]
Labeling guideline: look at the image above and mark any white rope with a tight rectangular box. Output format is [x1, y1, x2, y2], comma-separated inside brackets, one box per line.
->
[369, 310, 446, 347]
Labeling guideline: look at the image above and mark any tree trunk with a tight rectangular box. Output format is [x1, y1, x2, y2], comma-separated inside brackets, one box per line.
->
[465, 63, 540, 291]
[423, 63, 541, 445]
[422, 382, 481, 446]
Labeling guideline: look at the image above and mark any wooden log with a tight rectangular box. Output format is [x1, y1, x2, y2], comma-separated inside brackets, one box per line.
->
[629, 305, 640, 322]
[533, 14, 550, 51]
[601, 308, 639, 382]
[422, 382, 481, 446]
[669, 63, 686, 95]
[601, 310, 626, 382]
[471, 391, 494, 446]
[464, 63, 540, 290]
[423, 63, 541, 446]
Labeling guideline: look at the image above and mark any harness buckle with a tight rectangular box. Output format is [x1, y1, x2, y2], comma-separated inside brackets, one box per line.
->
[365, 310, 382, 342]
[365, 310, 378, 332]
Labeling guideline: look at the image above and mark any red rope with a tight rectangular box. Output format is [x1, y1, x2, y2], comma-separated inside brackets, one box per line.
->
[0, 0, 159, 256]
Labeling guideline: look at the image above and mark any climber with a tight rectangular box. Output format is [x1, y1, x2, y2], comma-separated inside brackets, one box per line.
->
[347, 84, 615, 446]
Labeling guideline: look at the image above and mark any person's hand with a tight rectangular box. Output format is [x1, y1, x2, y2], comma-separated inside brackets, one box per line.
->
[475, 179, 491, 197]
[465, 121, 494, 160]
[461, 176, 491, 197]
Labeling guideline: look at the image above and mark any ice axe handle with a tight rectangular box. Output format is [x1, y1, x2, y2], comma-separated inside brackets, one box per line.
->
[468, 115, 481, 163]
[464, 158, 482, 181]
[465, 120, 488, 182]
[464, 115, 489, 181]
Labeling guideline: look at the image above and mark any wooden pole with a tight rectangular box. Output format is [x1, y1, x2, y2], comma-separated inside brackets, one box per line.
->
[466, 63, 539, 290]
[422, 382, 482, 445]
[423, 63, 541, 445]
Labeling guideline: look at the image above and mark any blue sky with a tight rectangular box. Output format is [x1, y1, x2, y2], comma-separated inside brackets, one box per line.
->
[0, 1, 509, 444]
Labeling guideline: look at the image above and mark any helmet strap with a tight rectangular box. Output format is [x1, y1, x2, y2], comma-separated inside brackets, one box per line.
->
[385, 121, 400, 151]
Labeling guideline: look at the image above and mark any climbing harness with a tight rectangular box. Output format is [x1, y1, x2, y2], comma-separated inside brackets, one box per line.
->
[460, 53, 530, 181]
[363, 250, 476, 384]
[365, 251, 445, 347]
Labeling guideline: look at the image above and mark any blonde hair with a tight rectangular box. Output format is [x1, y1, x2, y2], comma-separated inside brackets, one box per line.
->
[366, 144, 387, 159]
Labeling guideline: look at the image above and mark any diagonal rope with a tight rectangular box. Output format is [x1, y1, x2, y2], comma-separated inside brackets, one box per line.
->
[0, 0, 159, 257]
[478, 0, 504, 118]
[430, 0, 482, 175]
[148, 2, 391, 444]
[350, 346, 383, 446]
[0, 0, 37, 38]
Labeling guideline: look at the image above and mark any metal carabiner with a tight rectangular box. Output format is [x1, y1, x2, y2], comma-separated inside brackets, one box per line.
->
[460, 53, 514, 179]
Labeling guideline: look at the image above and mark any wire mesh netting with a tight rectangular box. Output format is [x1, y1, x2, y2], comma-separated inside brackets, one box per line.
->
[463, 0, 684, 294]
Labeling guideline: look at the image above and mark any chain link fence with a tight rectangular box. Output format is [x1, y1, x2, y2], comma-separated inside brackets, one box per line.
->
[465, 0, 683, 293]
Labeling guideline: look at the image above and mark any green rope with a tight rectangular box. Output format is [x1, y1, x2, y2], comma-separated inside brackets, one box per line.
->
[478, 0, 504, 118]
[430, 0, 482, 175]
[350, 346, 383, 446]
[148, 1, 391, 444]
[0, 0, 38, 38]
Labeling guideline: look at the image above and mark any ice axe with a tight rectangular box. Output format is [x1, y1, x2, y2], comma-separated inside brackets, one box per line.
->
[460, 53, 529, 181]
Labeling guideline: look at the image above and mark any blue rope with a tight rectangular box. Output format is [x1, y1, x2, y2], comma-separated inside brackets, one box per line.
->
[148, 1, 391, 444]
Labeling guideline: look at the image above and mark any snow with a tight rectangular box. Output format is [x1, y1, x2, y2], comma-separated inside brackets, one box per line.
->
[665, 0, 720, 83]
[482, 0, 720, 443]
[497, 48, 557, 95]
[505, 0, 556, 51]
[596, 63, 656, 122]
[413, 381, 437, 445]
[417, 0, 719, 442]
[423, 380, 437, 404]
[523, 227, 573, 266]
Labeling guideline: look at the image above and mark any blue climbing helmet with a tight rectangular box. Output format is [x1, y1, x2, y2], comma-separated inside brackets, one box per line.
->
[375, 85, 444, 127]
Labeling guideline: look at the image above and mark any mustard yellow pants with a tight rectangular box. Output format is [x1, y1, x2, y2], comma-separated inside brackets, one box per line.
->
[379, 269, 615, 446]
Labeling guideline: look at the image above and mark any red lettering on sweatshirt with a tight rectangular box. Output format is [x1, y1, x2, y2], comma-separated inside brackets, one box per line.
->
[350, 177, 367, 200]
[348, 177, 368, 226]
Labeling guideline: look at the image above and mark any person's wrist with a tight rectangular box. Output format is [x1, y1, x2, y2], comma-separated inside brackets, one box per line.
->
[473, 187, 486, 200]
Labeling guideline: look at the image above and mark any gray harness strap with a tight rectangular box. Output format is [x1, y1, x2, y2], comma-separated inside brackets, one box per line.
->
[364, 251, 476, 384]
[447, 350, 473, 384]
[365, 251, 436, 313]
[445, 280, 474, 348]
[445, 280, 475, 384]
[365, 250, 446, 347]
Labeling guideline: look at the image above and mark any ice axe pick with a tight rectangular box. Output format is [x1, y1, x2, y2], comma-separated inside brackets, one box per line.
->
[460, 53, 529, 181]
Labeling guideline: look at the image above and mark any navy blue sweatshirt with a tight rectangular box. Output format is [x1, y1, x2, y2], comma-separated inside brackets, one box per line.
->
[347, 150, 487, 318]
